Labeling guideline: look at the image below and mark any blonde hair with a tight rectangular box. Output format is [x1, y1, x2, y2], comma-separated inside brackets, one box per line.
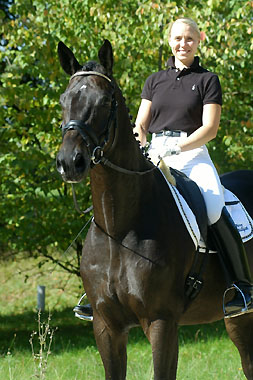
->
[168, 18, 201, 39]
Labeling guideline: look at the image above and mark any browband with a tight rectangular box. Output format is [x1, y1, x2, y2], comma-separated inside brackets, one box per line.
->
[70, 71, 112, 83]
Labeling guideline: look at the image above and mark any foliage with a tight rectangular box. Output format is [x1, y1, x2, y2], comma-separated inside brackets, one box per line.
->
[0, 0, 252, 266]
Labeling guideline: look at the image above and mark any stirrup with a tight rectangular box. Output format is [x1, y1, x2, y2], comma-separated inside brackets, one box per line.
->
[223, 284, 252, 319]
[73, 293, 93, 322]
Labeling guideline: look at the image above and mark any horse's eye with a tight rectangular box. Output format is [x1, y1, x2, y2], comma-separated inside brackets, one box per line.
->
[101, 99, 111, 107]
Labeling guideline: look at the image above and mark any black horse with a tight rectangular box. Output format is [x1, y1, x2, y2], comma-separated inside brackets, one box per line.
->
[56, 40, 253, 380]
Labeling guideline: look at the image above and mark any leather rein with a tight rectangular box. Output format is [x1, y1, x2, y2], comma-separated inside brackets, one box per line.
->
[60, 70, 156, 176]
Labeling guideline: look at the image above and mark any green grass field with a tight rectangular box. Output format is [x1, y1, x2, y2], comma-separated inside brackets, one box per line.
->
[0, 255, 245, 379]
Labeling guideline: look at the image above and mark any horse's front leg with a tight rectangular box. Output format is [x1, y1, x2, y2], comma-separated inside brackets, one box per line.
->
[93, 314, 128, 380]
[145, 318, 179, 380]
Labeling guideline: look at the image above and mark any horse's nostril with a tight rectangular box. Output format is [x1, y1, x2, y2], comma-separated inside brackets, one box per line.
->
[74, 153, 85, 171]
[56, 158, 62, 171]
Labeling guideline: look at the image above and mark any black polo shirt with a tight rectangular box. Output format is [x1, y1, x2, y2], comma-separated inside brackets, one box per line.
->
[141, 56, 222, 135]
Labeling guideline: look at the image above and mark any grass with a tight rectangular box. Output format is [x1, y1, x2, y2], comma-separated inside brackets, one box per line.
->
[0, 254, 246, 379]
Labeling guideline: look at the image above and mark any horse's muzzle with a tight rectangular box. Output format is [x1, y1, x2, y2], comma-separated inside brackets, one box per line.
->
[56, 148, 90, 183]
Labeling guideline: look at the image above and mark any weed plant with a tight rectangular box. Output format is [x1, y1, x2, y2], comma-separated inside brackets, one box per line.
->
[29, 311, 57, 379]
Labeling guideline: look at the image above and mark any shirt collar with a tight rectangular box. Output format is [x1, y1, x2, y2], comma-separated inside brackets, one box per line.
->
[167, 56, 200, 71]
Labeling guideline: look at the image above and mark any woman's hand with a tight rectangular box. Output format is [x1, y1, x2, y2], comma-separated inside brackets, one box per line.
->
[158, 143, 181, 159]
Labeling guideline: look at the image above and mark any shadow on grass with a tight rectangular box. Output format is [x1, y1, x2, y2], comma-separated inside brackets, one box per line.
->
[0, 307, 96, 355]
[0, 308, 227, 355]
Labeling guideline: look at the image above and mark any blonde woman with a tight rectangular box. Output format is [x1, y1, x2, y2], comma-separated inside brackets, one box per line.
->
[134, 17, 253, 318]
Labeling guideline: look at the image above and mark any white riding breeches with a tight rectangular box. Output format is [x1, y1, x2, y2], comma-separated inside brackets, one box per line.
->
[148, 134, 225, 225]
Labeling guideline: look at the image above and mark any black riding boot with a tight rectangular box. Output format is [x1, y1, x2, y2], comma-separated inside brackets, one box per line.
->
[210, 207, 253, 318]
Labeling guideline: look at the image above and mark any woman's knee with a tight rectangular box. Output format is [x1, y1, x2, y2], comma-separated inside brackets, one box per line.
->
[203, 194, 224, 224]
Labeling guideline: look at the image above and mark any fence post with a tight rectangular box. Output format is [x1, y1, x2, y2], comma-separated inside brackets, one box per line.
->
[37, 285, 45, 311]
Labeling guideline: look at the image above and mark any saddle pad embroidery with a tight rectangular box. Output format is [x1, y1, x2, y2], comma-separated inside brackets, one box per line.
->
[224, 188, 253, 241]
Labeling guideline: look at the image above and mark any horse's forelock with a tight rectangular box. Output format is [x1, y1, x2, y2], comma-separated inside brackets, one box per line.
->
[81, 60, 107, 75]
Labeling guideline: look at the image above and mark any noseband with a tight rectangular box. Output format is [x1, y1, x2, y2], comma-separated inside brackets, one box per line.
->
[60, 71, 117, 165]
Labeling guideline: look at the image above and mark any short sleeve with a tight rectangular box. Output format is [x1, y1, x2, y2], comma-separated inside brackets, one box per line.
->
[141, 75, 153, 101]
[203, 74, 222, 106]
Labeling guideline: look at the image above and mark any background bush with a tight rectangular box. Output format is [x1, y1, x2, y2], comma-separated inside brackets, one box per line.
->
[0, 0, 252, 268]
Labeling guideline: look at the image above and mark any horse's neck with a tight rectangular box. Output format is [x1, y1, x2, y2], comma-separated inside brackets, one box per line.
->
[109, 85, 146, 169]
[90, 85, 151, 235]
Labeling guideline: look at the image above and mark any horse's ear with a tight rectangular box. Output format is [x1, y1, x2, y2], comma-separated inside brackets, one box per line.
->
[57, 41, 82, 76]
[98, 40, 113, 76]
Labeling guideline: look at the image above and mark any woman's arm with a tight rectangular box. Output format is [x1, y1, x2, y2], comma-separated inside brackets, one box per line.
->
[179, 103, 221, 152]
[134, 99, 152, 147]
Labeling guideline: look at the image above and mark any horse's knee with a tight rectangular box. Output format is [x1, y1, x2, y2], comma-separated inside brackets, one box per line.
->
[146, 319, 178, 380]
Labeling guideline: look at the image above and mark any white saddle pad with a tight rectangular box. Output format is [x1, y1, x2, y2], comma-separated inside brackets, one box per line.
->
[159, 169, 253, 251]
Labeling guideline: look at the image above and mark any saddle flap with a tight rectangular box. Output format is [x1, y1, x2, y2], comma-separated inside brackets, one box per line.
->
[170, 168, 208, 244]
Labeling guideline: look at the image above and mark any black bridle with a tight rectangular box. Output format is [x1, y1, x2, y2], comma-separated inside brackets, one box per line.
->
[60, 70, 117, 165]
[60, 70, 157, 175]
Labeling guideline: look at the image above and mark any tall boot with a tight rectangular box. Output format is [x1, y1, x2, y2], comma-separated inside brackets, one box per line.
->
[210, 207, 253, 318]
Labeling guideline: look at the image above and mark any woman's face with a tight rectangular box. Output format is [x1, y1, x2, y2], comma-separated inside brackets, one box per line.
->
[169, 22, 200, 67]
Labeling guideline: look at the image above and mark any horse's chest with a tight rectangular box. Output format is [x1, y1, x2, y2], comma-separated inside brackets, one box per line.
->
[82, 233, 152, 303]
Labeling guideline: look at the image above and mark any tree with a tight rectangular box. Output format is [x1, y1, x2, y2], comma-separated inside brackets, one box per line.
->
[0, 0, 252, 271]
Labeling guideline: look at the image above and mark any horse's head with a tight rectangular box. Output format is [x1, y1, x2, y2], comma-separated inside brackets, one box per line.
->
[56, 40, 116, 183]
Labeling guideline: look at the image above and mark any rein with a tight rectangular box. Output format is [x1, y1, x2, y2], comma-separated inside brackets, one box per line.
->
[70, 189, 158, 264]
[100, 156, 157, 176]
[93, 219, 159, 265]
[71, 183, 93, 215]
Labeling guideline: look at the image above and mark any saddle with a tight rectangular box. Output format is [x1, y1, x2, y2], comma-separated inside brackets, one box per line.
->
[168, 168, 253, 300]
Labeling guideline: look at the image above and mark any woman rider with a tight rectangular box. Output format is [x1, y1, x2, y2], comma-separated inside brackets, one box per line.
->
[133, 17, 253, 318]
